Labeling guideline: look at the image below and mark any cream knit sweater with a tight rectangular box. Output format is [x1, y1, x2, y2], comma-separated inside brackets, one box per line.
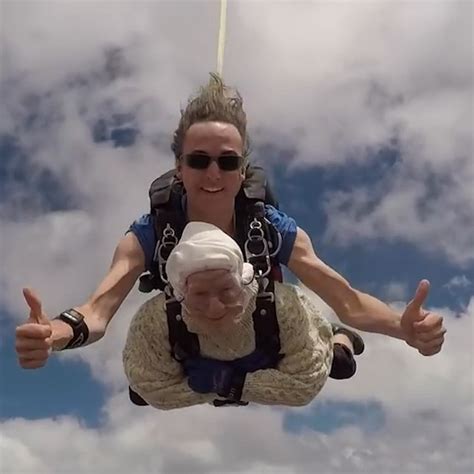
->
[123, 282, 334, 410]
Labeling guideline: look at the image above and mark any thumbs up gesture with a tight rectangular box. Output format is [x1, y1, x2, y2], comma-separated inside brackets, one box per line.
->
[400, 280, 446, 356]
[15, 288, 53, 369]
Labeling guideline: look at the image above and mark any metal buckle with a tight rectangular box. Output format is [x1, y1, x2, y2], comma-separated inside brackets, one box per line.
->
[164, 284, 180, 305]
[255, 273, 275, 303]
[264, 217, 282, 258]
[155, 224, 178, 284]
[245, 218, 276, 303]
[245, 219, 271, 279]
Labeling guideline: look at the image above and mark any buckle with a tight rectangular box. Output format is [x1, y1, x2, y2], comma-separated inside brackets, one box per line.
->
[155, 224, 178, 284]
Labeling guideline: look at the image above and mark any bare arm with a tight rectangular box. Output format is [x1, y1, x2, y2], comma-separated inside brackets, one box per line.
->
[287, 227, 405, 340]
[52, 232, 146, 350]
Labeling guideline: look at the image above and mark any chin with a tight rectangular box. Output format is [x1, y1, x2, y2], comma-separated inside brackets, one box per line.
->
[199, 316, 238, 334]
[190, 190, 228, 208]
[199, 190, 231, 202]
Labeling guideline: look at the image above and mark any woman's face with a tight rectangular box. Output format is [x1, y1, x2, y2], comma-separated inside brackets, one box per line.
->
[183, 268, 245, 329]
[177, 121, 245, 214]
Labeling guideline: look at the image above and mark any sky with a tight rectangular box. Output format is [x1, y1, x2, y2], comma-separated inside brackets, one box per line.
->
[0, 1, 473, 473]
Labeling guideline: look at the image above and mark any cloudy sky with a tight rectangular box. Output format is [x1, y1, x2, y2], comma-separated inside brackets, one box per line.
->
[1, 1, 473, 473]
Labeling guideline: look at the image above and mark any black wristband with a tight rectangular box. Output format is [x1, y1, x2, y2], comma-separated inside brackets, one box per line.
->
[63, 323, 89, 349]
[54, 309, 90, 350]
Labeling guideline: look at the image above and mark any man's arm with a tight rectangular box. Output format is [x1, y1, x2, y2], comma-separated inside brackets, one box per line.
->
[287, 227, 405, 340]
[123, 296, 214, 410]
[52, 232, 146, 350]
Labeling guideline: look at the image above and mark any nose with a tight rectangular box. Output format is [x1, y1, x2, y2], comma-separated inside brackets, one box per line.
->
[205, 160, 222, 181]
[207, 296, 226, 319]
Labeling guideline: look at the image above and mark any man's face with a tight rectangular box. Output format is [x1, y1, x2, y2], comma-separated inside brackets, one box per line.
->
[177, 121, 245, 212]
[183, 268, 245, 330]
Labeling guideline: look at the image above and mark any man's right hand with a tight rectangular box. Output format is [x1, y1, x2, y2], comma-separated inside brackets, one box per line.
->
[16, 288, 53, 369]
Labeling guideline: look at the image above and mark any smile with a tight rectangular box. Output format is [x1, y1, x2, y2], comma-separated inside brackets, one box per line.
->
[201, 187, 224, 193]
[208, 315, 226, 322]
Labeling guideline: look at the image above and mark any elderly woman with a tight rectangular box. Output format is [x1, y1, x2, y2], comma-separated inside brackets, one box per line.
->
[122, 222, 364, 410]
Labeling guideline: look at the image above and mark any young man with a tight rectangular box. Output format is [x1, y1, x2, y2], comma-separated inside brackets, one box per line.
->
[123, 222, 363, 409]
[16, 74, 445, 370]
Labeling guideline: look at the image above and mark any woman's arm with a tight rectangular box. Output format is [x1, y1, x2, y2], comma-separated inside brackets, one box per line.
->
[240, 284, 334, 406]
[122, 295, 214, 410]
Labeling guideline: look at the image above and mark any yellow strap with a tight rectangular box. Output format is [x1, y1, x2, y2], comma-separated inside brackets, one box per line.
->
[216, 0, 228, 76]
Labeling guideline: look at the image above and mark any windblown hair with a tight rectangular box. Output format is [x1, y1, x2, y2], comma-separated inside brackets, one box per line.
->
[171, 73, 250, 161]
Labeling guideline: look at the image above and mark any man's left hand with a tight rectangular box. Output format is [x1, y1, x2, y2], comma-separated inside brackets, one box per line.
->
[400, 279, 446, 356]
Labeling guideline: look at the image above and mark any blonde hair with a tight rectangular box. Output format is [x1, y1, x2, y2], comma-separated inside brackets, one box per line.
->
[171, 73, 250, 161]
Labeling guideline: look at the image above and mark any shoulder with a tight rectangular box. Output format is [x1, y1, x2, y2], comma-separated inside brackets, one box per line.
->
[127, 214, 154, 242]
[264, 205, 298, 266]
[274, 282, 330, 329]
[273, 283, 306, 328]
[123, 292, 175, 379]
[128, 293, 167, 338]
[128, 213, 153, 233]
[126, 214, 155, 271]
[132, 293, 166, 321]
[274, 282, 307, 315]
[264, 205, 296, 229]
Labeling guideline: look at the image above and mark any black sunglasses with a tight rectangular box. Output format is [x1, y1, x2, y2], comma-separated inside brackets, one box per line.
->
[181, 152, 243, 171]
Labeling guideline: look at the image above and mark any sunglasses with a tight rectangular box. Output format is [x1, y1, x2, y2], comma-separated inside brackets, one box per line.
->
[181, 152, 243, 171]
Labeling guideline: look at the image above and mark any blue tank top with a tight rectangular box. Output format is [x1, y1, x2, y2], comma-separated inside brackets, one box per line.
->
[127, 204, 297, 272]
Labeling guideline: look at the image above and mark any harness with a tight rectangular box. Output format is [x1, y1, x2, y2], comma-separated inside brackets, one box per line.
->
[129, 165, 284, 407]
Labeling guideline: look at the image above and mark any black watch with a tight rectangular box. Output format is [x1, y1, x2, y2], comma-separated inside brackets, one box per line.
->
[55, 308, 89, 350]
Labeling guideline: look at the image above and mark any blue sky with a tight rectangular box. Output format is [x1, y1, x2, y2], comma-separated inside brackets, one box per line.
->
[272, 159, 474, 313]
[1, 2, 472, 473]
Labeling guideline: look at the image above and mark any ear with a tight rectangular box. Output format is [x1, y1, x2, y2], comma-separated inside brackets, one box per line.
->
[175, 160, 182, 180]
[240, 156, 249, 181]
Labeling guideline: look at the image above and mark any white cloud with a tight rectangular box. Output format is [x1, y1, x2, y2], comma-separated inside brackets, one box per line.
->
[444, 275, 472, 290]
[2, 303, 473, 474]
[380, 281, 409, 301]
[3, 288, 472, 474]
[1, 2, 472, 302]
[227, 1, 474, 265]
[303, 287, 473, 409]
[1, 2, 473, 474]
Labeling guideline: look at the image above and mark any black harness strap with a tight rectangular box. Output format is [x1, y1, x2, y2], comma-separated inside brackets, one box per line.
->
[128, 295, 199, 407]
[130, 165, 283, 407]
[166, 297, 200, 361]
[253, 279, 280, 355]
[241, 201, 282, 357]
[139, 211, 185, 293]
